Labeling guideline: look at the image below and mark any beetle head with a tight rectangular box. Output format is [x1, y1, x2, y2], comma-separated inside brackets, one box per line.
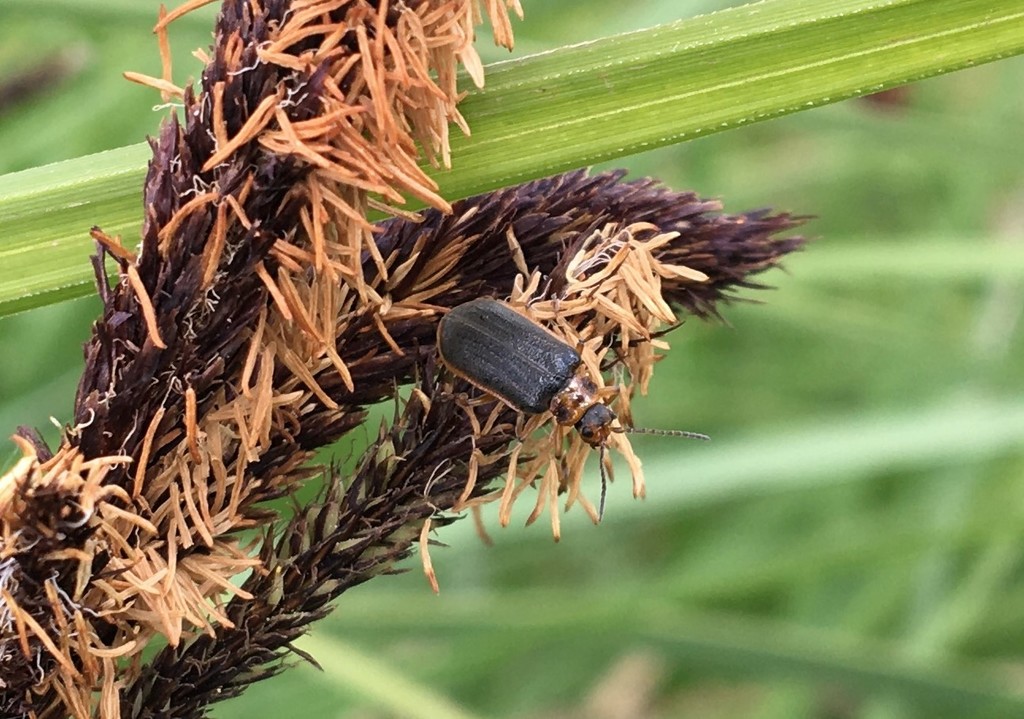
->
[575, 403, 615, 448]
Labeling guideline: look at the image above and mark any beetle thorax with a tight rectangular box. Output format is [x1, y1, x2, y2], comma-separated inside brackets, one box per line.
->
[549, 370, 603, 427]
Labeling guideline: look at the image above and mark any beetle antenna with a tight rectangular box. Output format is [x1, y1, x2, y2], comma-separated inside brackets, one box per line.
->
[623, 427, 710, 441]
[598, 444, 608, 522]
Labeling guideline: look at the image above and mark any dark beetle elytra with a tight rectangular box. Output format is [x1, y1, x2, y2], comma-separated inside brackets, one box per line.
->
[437, 298, 617, 448]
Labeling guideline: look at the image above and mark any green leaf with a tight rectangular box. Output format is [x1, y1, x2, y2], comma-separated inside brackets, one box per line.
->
[295, 635, 486, 719]
[1, 0, 1023, 316]
[637, 609, 1024, 718]
[317, 591, 1024, 717]
[0, 145, 150, 315]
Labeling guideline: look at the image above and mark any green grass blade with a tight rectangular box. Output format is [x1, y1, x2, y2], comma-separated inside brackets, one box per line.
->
[0, 144, 150, 314]
[638, 610, 1024, 718]
[445, 0, 1024, 196]
[295, 635, 485, 719]
[2, 0, 1023, 316]
[629, 397, 1024, 511]
[319, 592, 1024, 717]
[787, 239, 1024, 283]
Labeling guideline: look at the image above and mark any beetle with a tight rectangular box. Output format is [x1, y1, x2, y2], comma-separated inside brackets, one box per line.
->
[437, 297, 708, 518]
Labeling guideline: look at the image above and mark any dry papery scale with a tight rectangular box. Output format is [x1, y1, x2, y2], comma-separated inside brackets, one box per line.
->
[0, 1, 805, 718]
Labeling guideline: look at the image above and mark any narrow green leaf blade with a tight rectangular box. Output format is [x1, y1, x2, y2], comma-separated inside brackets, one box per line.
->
[1, 0, 1022, 316]
[0, 144, 149, 314]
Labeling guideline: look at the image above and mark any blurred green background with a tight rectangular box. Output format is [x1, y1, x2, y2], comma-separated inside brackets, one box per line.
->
[3, 1, 1024, 718]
